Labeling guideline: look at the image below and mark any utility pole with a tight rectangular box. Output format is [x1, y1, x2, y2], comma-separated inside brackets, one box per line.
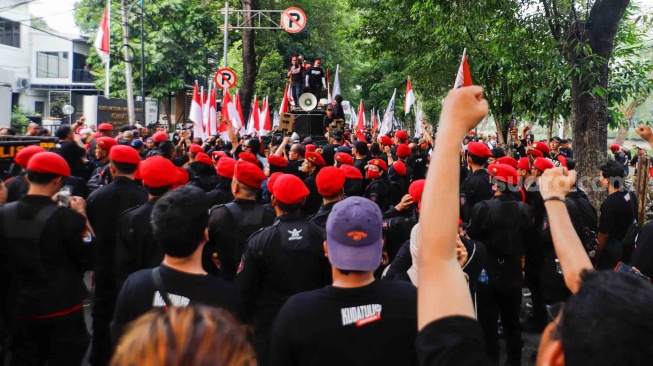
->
[140, 0, 146, 109]
[121, 0, 136, 124]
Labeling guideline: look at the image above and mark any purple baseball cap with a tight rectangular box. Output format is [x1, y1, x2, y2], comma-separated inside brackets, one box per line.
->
[326, 196, 383, 271]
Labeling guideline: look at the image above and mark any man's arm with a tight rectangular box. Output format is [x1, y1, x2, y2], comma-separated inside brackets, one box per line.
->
[417, 86, 488, 330]
[539, 169, 593, 293]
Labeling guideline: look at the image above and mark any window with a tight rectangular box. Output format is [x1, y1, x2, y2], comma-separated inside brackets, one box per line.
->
[0, 17, 20, 48]
[36, 51, 69, 78]
[35, 101, 44, 115]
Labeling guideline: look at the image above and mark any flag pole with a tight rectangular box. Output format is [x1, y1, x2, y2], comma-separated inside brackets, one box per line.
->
[105, 0, 111, 97]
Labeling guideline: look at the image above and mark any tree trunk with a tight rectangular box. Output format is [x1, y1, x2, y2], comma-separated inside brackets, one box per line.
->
[240, 0, 257, 123]
[562, 118, 571, 139]
[613, 126, 628, 146]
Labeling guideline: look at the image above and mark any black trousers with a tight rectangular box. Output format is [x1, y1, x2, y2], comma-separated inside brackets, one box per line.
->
[488, 258, 523, 366]
[90, 278, 116, 366]
[10, 309, 89, 366]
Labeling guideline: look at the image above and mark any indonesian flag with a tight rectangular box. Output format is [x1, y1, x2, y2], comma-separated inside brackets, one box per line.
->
[454, 49, 473, 88]
[189, 81, 204, 138]
[218, 89, 232, 140]
[93, 3, 110, 63]
[247, 96, 260, 135]
[209, 87, 217, 136]
[232, 91, 244, 129]
[259, 96, 271, 136]
[202, 86, 210, 137]
[287, 83, 294, 106]
[279, 84, 290, 114]
[357, 100, 366, 142]
[404, 78, 415, 115]
[371, 108, 379, 133]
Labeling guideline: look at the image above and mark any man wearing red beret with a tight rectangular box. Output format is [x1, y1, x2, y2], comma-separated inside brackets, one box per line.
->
[206, 157, 236, 207]
[262, 155, 288, 204]
[364, 158, 391, 212]
[309, 167, 346, 227]
[237, 173, 331, 364]
[206, 161, 276, 281]
[5, 145, 45, 203]
[88, 136, 118, 191]
[187, 152, 219, 192]
[460, 141, 494, 222]
[0, 152, 94, 365]
[334, 152, 354, 166]
[86, 146, 148, 365]
[301, 151, 326, 217]
[340, 164, 364, 197]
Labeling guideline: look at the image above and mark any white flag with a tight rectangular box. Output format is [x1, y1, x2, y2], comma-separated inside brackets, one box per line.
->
[414, 99, 424, 138]
[332, 64, 340, 100]
[379, 88, 396, 136]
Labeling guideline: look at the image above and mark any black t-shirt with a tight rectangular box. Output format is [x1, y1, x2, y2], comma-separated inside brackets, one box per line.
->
[54, 141, 87, 178]
[598, 189, 636, 241]
[632, 221, 653, 278]
[112, 264, 245, 339]
[417, 316, 493, 366]
[289, 65, 303, 83]
[307, 66, 325, 87]
[269, 280, 417, 366]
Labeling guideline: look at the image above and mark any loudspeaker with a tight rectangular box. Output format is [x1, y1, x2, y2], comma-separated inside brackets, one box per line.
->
[292, 113, 324, 137]
[298, 93, 317, 111]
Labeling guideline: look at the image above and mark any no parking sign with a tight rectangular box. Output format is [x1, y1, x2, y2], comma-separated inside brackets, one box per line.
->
[214, 68, 238, 89]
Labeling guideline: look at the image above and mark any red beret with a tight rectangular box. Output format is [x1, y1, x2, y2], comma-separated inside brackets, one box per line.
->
[98, 123, 114, 131]
[140, 156, 178, 188]
[408, 179, 426, 210]
[610, 144, 620, 151]
[530, 149, 544, 158]
[467, 142, 492, 158]
[267, 154, 288, 168]
[533, 141, 550, 156]
[555, 155, 568, 169]
[340, 164, 363, 180]
[234, 160, 266, 189]
[173, 167, 189, 189]
[395, 130, 409, 140]
[495, 156, 518, 168]
[152, 131, 168, 143]
[316, 166, 346, 197]
[334, 152, 353, 165]
[305, 151, 325, 167]
[489, 163, 519, 185]
[267, 172, 284, 196]
[27, 152, 70, 177]
[189, 144, 204, 155]
[96, 136, 117, 152]
[305, 144, 316, 152]
[516, 157, 530, 170]
[273, 174, 309, 204]
[396, 144, 411, 158]
[212, 150, 228, 160]
[393, 161, 407, 176]
[533, 157, 554, 173]
[110, 145, 141, 165]
[368, 158, 388, 171]
[380, 135, 393, 146]
[238, 152, 259, 166]
[195, 152, 212, 166]
[15, 145, 45, 167]
[216, 157, 236, 178]
[134, 165, 142, 181]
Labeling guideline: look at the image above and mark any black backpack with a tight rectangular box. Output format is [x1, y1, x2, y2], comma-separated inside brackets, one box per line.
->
[566, 190, 599, 258]
[482, 199, 530, 258]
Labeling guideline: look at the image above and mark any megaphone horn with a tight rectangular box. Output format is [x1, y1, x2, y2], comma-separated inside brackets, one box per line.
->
[299, 93, 317, 111]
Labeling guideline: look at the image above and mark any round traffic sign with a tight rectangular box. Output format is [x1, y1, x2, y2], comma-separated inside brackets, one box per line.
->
[280, 7, 306, 34]
[214, 67, 237, 89]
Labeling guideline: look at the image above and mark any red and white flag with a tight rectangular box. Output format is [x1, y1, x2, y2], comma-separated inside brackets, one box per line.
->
[209, 87, 217, 136]
[357, 100, 366, 141]
[454, 48, 473, 89]
[259, 97, 271, 136]
[231, 91, 244, 130]
[404, 78, 415, 115]
[279, 84, 290, 114]
[371, 108, 379, 133]
[189, 81, 204, 138]
[287, 83, 294, 106]
[218, 89, 232, 140]
[247, 96, 260, 136]
[93, 3, 110, 63]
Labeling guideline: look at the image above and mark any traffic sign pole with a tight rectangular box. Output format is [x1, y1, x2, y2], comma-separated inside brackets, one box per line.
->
[223, 2, 229, 68]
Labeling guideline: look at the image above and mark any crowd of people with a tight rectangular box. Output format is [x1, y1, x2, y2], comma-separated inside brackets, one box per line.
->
[1, 85, 653, 366]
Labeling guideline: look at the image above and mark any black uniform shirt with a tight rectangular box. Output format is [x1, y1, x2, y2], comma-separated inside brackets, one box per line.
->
[5, 172, 28, 203]
[598, 189, 636, 241]
[309, 201, 337, 228]
[417, 316, 493, 366]
[321, 143, 340, 167]
[365, 178, 390, 212]
[302, 173, 322, 217]
[206, 178, 235, 207]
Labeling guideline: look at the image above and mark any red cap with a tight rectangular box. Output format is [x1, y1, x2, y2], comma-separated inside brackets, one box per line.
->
[110, 145, 141, 165]
[340, 164, 363, 180]
[533, 157, 554, 173]
[140, 156, 178, 188]
[468, 142, 492, 158]
[396, 144, 411, 158]
[495, 156, 518, 168]
[368, 158, 387, 171]
[489, 163, 519, 185]
[305, 144, 316, 152]
[267, 172, 284, 196]
[291, 56, 298, 61]
[380, 135, 393, 146]
[316, 166, 346, 197]
[189, 144, 204, 155]
[393, 161, 407, 176]
[27, 152, 70, 177]
[238, 152, 259, 166]
[395, 130, 409, 140]
[334, 152, 353, 165]
[195, 152, 212, 166]
[152, 131, 168, 143]
[408, 179, 426, 210]
[15, 145, 45, 167]
[273, 174, 309, 204]
[533, 141, 550, 156]
[530, 149, 544, 158]
[173, 167, 189, 189]
[216, 157, 236, 178]
[267, 154, 288, 168]
[305, 151, 325, 167]
[610, 144, 620, 151]
[234, 160, 266, 189]
[96, 136, 117, 152]
[516, 157, 530, 170]
[98, 123, 114, 131]
[212, 150, 228, 160]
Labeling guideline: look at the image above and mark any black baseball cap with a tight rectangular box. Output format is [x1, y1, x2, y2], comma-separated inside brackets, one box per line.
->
[550, 136, 562, 142]
[330, 130, 343, 139]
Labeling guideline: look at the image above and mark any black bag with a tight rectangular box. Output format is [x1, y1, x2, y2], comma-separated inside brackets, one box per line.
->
[622, 191, 640, 249]
[566, 191, 599, 258]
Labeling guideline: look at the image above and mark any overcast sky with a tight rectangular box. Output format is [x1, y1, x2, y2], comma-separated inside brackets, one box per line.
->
[30, 0, 80, 36]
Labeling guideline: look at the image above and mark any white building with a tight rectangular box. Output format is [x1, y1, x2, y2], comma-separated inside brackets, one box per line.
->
[0, 0, 98, 128]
